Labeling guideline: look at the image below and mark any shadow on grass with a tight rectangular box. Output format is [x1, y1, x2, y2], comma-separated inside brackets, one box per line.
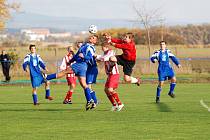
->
[0, 102, 85, 105]
[0, 108, 83, 112]
[155, 102, 172, 112]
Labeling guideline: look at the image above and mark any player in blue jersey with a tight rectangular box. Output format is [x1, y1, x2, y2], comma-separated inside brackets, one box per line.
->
[85, 43, 98, 109]
[45, 35, 98, 110]
[70, 35, 98, 110]
[22, 44, 53, 105]
[150, 41, 181, 103]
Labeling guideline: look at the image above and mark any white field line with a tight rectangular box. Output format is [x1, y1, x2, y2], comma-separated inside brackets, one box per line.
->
[200, 99, 210, 112]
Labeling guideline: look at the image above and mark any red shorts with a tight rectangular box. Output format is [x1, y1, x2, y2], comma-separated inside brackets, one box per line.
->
[66, 76, 77, 86]
[105, 74, 120, 89]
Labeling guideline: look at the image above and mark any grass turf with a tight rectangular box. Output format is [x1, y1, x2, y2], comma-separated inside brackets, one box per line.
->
[0, 83, 210, 140]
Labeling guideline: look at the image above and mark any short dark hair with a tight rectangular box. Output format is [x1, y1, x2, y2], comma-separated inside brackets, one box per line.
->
[29, 44, 36, 50]
[126, 32, 134, 39]
[160, 41, 167, 44]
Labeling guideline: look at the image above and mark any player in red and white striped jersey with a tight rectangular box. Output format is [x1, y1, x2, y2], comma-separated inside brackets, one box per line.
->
[96, 44, 124, 111]
[60, 46, 77, 104]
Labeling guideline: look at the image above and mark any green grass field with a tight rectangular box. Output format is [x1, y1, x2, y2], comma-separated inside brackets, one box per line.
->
[0, 83, 210, 140]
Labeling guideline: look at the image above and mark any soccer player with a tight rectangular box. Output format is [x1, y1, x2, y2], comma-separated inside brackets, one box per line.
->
[75, 39, 98, 108]
[96, 43, 124, 111]
[22, 44, 53, 105]
[86, 46, 98, 109]
[104, 33, 141, 86]
[150, 41, 181, 103]
[74, 39, 98, 108]
[46, 35, 98, 110]
[60, 46, 76, 104]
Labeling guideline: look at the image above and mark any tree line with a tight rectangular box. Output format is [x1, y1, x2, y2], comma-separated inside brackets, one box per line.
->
[98, 24, 210, 46]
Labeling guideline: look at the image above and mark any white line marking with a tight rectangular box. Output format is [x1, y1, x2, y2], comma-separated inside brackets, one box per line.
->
[200, 99, 210, 112]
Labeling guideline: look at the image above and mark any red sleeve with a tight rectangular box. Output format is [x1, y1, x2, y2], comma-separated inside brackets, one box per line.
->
[111, 38, 124, 44]
[115, 43, 130, 49]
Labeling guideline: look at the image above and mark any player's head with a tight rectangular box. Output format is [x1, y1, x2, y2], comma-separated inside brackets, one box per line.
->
[29, 44, 36, 53]
[1, 50, 6, 55]
[67, 45, 74, 54]
[123, 32, 134, 43]
[75, 40, 83, 49]
[89, 35, 98, 45]
[101, 43, 110, 52]
[160, 41, 167, 50]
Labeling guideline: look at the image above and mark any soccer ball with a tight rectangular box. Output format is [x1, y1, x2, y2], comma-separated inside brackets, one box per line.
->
[88, 25, 97, 34]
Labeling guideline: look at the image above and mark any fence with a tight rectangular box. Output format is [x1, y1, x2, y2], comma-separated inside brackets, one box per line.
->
[0, 46, 210, 82]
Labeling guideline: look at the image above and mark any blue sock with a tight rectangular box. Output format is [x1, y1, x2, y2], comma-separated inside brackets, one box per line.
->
[169, 83, 176, 94]
[46, 73, 56, 80]
[156, 86, 162, 97]
[32, 94, 38, 104]
[84, 88, 92, 102]
[45, 89, 50, 98]
[90, 91, 97, 104]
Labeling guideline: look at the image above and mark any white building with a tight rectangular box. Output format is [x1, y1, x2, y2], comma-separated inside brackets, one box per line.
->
[48, 32, 71, 38]
[21, 29, 50, 41]
[0, 34, 7, 39]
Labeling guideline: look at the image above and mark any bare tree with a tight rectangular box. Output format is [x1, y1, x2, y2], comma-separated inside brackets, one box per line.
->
[133, 1, 164, 56]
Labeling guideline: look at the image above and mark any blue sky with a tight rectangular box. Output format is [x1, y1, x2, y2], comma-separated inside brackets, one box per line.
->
[8, 0, 210, 23]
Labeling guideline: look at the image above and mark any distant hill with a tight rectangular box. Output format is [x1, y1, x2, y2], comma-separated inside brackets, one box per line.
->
[6, 12, 138, 33]
[6, 12, 209, 33]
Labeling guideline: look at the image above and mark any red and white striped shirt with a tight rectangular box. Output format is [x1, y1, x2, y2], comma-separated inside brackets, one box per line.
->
[97, 49, 119, 75]
[60, 53, 75, 78]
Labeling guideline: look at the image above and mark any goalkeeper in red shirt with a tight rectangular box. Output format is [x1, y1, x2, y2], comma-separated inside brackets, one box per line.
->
[104, 32, 141, 86]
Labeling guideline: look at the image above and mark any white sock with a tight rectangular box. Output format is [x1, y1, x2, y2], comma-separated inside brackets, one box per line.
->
[130, 77, 138, 84]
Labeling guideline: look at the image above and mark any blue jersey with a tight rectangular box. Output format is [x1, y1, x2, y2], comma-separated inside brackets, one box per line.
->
[83, 43, 98, 84]
[150, 49, 180, 81]
[22, 54, 46, 88]
[71, 43, 96, 77]
[72, 43, 95, 64]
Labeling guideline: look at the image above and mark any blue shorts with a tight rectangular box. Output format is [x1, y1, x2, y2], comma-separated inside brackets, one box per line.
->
[71, 62, 88, 77]
[86, 66, 98, 84]
[158, 67, 175, 81]
[31, 74, 45, 88]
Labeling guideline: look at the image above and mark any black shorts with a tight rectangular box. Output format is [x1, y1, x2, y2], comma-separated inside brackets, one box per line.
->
[116, 55, 135, 76]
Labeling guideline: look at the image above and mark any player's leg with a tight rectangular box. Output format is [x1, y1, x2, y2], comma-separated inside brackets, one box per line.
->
[105, 88, 117, 111]
[124, 57, 140, 85]
[2, 66, 7, 81]
[110, 55, 139, 85]
[31, 76, 43, 105]
[78, 76, 93, 110]
[109, 89, 124, 111]
[86, 66, 98, 109]
[68, 83, 76, 103]
[156, 81, 164, 103]
[32, 88, 39, 105]
[63, 79, 75, 104]
[88, 84, 98, 109]
[124, 75, 140, 85]
[5, 66, 10, 81]
[44, 81, 53, 100]
[45, 68, 73, 81]
[168, 76, 176, 98]
[105, 74, 123, 111]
